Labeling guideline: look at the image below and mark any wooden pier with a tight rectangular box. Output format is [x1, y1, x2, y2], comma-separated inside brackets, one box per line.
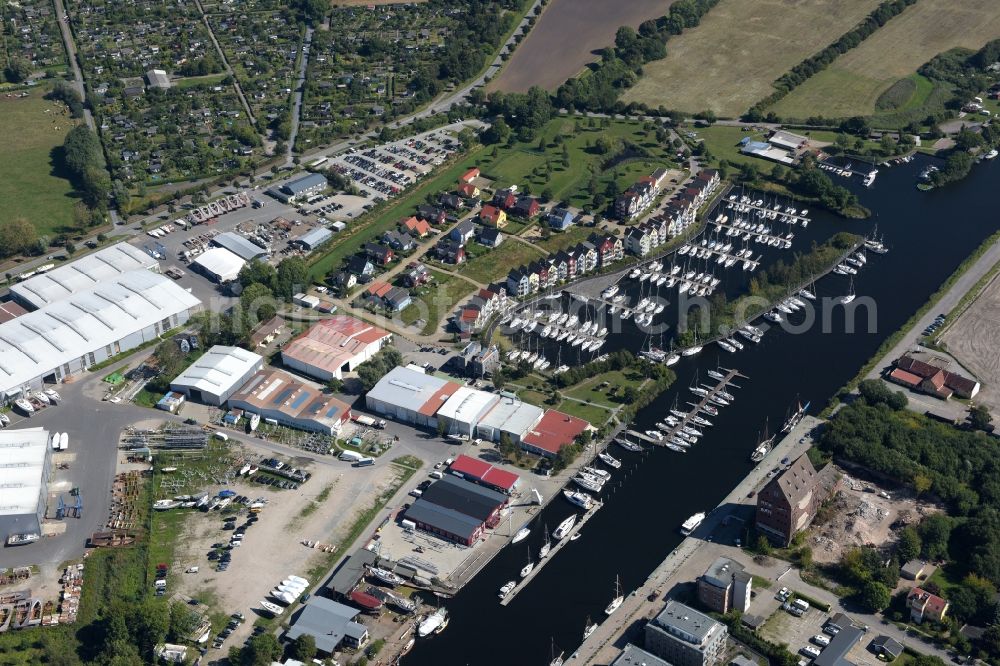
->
[499, 500, 603, 607]
[624, 367, 746, 449]
[722, 195, 812, 225]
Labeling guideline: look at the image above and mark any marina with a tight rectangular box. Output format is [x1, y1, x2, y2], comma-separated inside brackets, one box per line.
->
[499, 500, 602, 607]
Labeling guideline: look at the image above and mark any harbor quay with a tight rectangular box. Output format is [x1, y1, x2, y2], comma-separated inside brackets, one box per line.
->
[570, 415, 821, 664]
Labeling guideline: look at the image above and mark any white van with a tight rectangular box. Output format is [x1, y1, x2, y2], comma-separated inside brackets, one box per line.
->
[214, 432, 229, 441]
[793, 598, 810, 612]
[429, 471, 444, 479]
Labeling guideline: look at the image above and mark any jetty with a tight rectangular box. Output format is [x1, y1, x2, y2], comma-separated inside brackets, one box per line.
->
[499, 500, 603, 607]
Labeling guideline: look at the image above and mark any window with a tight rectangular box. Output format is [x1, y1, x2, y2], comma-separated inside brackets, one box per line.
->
[87, 352, 96, 366]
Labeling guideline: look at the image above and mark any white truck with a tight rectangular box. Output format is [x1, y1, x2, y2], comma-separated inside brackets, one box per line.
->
[353, 414, 386, 429]
[59, 432, 68, 451]
[338, 450, 364, 463]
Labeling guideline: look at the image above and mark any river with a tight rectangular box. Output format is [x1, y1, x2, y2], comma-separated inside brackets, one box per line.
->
[405, 155, 999, 665]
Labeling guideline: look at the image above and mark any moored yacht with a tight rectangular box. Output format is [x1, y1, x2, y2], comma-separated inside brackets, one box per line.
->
[680, 512, 706, 535]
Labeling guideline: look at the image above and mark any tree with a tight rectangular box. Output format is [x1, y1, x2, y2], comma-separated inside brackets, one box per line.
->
[240, 283, 276, 327]
[274, 257, 308, 300]
[289, 634, 317, 661]
[860, 580, 891, 612]
[897, 526, 922, 562]
[65, 242, 76, 256]
[754, 535, 772, 555]
[0, 217, 39, 259]
[239, 259, 278, 290]
[327, 378, 345, 393]
[4, 57, 31, 83]
[240, 633, 281, 666]
[970, 405, 993, 431]
[498, 431, 517, 460]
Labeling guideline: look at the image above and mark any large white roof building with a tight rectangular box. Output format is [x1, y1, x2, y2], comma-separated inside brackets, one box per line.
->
[191, 247, 246, 283]
[0, 270, 201, 397]
[10, 242, 158, 310]
[0, 427, 51, 539]
[436, 386, 500, 437]
[169, 345, 264, 406]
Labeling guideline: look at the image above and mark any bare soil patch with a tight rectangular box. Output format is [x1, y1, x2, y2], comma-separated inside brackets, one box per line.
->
[489, 0, 673, 93]
[941, 271, 1000, 414]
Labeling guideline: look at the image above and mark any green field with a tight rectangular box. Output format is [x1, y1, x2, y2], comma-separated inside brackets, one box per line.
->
[554, 399, 613, 426]
[399, 269, 477, 336]
[0, 87, 80, 238]
[770, 0, 1000, 120]
[531, 224, 594, 253]
[458, 238, 544, 284]
[622, 0, 884, 117]
[563, 369, 645, 405]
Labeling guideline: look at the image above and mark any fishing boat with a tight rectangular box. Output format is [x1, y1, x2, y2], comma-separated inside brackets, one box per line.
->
[538, 524, 551, 559]
[368, 566, 404, 587]
[562, 490, 594, 511]
[680, 512, 706, 535]
[259, 600, 283, 616]
[417, 608, 448, 637]
[6, 533, 39, 547]
[598, 451, 621, 468]
[583, 616, 597, 640]
[604, 576, 624, 616]
[498, 581, 516, 600]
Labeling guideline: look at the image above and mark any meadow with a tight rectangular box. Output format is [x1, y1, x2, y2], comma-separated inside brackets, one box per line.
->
[621, 0, 884, 118]
[770, 0, 1000, 120]
[0, 88, 80, 237]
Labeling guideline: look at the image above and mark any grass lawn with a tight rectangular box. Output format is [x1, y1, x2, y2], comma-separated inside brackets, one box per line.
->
[0, 86, 81, 237]
[174, 73, 229, 89]
[530, 224, 594, 253]
[690, 124, 771, 169]
[622, 0, 884, 117]
[770, 0, 1000, 120]
[399, 269, 477, 335]
[554, 398, 613, 426]
[458, 238, 544, 284]
[516, 388, 551, 407]
[563, 369, 644, 405]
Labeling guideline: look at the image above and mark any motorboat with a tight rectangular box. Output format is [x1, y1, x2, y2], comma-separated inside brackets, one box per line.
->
[43, 389, 61, 402]
[520, 560, 535, 578]
[512, 527, 531, 543]
[13, 398, 34, 415]
[5, 533, 39, 547]
[562, 490, 594, 511]
[499, 581, 516, 599]
[32, 392, 50, 405]
[553, 514, 578, 540]
[249, 413, 260, 432]
[574, 474, 604, 492]
[582, 466, 611, 481]
[259, 600, 284, 616]
[680, 512, 706, 535]
[153, 499, 180, 510]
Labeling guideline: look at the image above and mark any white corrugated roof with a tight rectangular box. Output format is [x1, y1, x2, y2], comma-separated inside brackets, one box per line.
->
[366, 366, 451, 411]
[0, 427, 49, 516]
[10, 242, 157, 309]
[436, 386, 499, 425]
[192, 247, 245, 282]
[478, 397, 543, 438]
[171, 345, 263, 396]
[0, 270, 201, 395]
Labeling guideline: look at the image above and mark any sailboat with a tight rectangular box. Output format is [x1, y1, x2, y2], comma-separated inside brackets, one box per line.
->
[583, 615, 597, 640]
[839, 278, 856, 304]
[750, 418, 776, 463]
[520, 548, 535, 578]
[538, 524, 551, 559]
[604, 575, 624, 616]
[549, 639, 565, 666]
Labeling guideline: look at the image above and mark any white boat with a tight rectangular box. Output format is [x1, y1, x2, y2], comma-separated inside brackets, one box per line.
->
[512, 527, 531, 543]
[498, 581, 516, 599]
[32, 392, 50, 405]
[6, 533, 40, 546]
[986, 149, 998, 160]
[681, 345, 702, 356]
[574, 474, 604, 492]
[539, 524, 551, 559]
[799, 288, 816, 300]
[43, 389, 61, 402]
[562, 490, 594, 511]
[368, 566, 403, 586]
[418, 608, 448, 637]
[839, 278, 856, 305]
[249, 413, 260, 432]
[604, 576, 624, 616]
[718, 340, 736, 353]
[259, 600, 283, 616]
[665, 353, 680, 366]
[553, 514, 578, 540]
[153, 499, 180, 510]
[598, 451, 621, 468]
[520, 560, 535, 578]
[0, 412, 8, 426]
[583, 617, 597, 640]
[583, 466, 611, 481]
[14, 399, 34, 414]
[680, 512, 706, 535]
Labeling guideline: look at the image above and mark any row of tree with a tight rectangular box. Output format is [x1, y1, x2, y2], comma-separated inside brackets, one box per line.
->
[62, 125, 111, 209]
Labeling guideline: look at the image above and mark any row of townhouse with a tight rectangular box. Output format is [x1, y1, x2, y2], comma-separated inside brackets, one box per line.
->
[506, 234, 623, 297]
[614, 168, 670, 221]
[455, 287, 511, 335]
[626, 168, 722, 255]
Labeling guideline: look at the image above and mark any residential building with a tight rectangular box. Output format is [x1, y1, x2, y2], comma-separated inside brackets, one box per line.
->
[402, 263, 431, 287]
[507, 267, 531, 297]
[439, 193, 464, 210]
[548, 208, 574, 230]
[401, 216, 432, 237]
[457, 183, 480, 198]
[645, 600, 728, 666]
[612, 645, 671, 666]
[416, 205, 446, 225]
[434, 239, 466, 264]
[901, 560, 928, 581]
[551, 253, 569, 282]
[169, 345, 264, 406]
[450, 220, 476, 244]
[459, 167, 480, 184]
[512, 196, 540, 219]
[615, 175, 661, 221]
[227, 369, 352, 435]
[591, 234, 623, 267]
[346, 255, 375, 279]
[249, 316, 285, 348]
[0, 428, 51, 541]
[697, 557, 752, 614]
[492, 188, 517, 210]
[756, 454, 828, 546]
[889, 354, 980, 399]
[146, 68, 170, 89]
[625, 226, 653, 256]
[479, 204, 507, 228]
[908, 587, 949, 624]
[870, 636, 904, 661]
[477, 227, 504, 248]
[363, 242, 394, 266]
[381, 230, 415, 252]
[281, 316, 392, 381]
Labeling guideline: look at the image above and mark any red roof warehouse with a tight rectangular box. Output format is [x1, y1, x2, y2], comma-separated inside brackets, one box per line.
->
[448, 454, 519, 494]
[521, 410, 590, 458]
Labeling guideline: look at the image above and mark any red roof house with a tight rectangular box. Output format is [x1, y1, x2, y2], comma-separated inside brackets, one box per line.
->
[459, 167, 480, 184]
[448, 454, 519, 493]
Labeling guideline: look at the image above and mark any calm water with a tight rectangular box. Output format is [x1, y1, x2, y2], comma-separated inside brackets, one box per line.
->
[406, 156, 999, 665]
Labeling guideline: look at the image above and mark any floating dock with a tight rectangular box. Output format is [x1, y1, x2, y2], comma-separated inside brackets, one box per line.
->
[499, 499, 602, 607]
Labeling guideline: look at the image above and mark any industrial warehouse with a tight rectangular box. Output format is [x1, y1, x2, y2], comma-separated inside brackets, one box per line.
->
[365, 366, 589, 454]
[0, 269, 201, 399]
[281, 316, 393, 382]
[169, 345, 265, 406]
[0, 428, 51, 542]
[226, 369, 353, 435]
